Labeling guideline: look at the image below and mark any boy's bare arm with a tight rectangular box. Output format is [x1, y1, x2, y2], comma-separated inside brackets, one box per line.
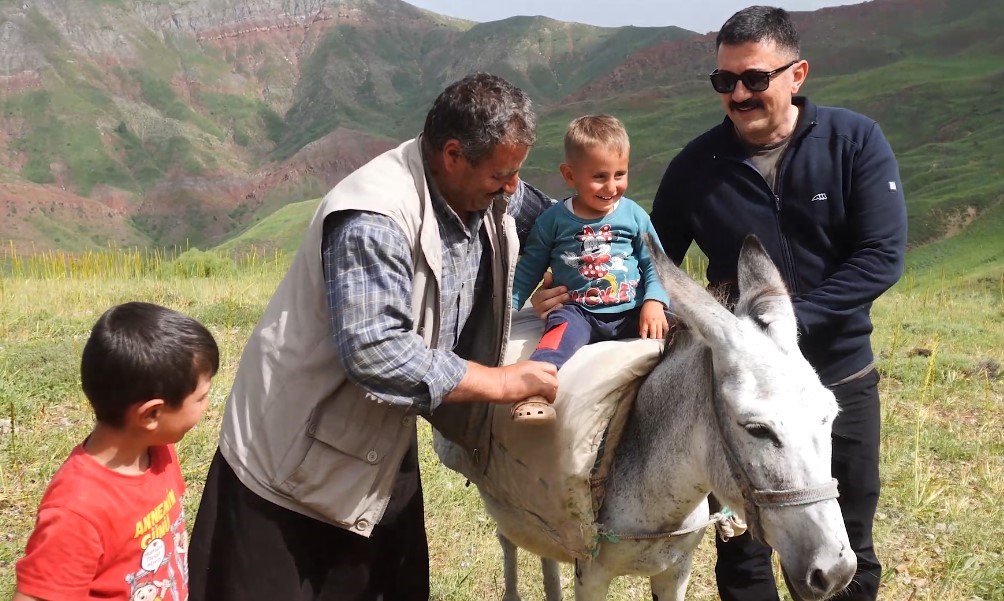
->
[14, 591, 45, 601]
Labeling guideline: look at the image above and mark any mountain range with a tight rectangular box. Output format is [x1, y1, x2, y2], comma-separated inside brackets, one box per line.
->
[0, 0, 1001, 269]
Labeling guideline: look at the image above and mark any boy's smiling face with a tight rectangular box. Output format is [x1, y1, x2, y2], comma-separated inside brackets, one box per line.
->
[560, 145, 629, 220]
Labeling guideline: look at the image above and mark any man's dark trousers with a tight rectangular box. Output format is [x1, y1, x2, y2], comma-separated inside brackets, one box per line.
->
[715, 369, 882, 601]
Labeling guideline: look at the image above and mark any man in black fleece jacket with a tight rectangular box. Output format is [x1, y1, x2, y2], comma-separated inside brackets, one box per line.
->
[650, 6, 906, 601]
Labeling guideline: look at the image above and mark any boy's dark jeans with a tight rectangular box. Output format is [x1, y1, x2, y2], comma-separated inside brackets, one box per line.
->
[530, 303, 640, 371]
[715, 368, 882, 601]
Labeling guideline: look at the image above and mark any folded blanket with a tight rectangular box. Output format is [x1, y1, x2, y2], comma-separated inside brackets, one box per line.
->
[434, 308, 663, 561]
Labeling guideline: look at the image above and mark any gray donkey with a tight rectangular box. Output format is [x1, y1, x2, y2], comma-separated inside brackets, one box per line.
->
[492, 236, 855, 601]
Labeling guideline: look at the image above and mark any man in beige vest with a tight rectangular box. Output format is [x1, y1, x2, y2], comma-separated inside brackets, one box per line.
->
[188, 73, 559, 601]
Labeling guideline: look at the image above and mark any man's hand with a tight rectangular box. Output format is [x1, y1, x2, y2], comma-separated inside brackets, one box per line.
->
[444, 360, 558, 405]
[530, 271, 570, 319]
[498, 361, 559, 404]
[639, 300, 670, 339]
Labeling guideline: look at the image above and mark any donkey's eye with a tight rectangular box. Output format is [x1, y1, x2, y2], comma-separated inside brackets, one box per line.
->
[743, 423, 782, 448]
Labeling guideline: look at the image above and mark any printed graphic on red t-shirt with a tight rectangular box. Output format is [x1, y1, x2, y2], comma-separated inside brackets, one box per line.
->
[125, 485, 189, 601]
[15, 444, 189, 601]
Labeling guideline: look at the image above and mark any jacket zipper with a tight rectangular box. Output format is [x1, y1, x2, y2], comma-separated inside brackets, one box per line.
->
[771, 148, 801, 296]
[732, 142, 803, 295]
[731, 156, 799, 294]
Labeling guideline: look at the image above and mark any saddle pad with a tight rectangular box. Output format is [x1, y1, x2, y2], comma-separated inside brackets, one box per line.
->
[434, 308, 663, 561]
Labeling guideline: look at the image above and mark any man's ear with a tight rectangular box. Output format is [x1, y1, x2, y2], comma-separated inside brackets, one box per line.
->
[133, 398, 166, 432]
[441, 139, 465, 174]
[791, 59, 809, 93]
[559, 163, 575, 188]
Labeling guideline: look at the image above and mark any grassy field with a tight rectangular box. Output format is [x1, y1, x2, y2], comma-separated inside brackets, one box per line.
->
[0, 246, 1001, 600]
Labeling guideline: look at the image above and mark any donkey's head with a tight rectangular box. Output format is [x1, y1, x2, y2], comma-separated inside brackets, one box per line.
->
[646, 234, 854, 600]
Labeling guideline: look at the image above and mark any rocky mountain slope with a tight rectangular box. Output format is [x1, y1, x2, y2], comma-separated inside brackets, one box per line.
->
[0, 0, 1000, 252]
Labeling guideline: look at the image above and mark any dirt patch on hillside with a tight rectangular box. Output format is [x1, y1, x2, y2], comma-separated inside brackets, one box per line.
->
[919, 198, 1003, 247]
[940, 205, 979, 240]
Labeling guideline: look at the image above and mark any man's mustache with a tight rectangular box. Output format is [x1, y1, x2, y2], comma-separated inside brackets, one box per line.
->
[731, 99, 763, 111]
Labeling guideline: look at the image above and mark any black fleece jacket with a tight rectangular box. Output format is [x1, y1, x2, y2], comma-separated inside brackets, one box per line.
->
[651, 97, 907, 385]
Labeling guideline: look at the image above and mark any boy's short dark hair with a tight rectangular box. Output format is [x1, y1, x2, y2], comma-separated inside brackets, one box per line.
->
[81, 302, 219, 428]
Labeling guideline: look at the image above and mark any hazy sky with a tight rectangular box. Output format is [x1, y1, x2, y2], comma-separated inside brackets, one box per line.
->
[404, 1, 865, 34]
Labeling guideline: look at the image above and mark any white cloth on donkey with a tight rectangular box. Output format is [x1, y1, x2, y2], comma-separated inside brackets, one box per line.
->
[433, 308, 663, 562]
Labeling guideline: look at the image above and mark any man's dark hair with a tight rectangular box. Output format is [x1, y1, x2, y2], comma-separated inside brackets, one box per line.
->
[717, 6, 800, 58]
[81, 302, 219, 428]
[422, 72, 536, 165]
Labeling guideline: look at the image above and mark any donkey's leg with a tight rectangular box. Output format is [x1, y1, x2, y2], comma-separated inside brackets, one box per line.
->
[541, 557, 562, 601]
[573, 559, 614, 601]
[649, 555, 694, 601]
[498, 531, 522, 601]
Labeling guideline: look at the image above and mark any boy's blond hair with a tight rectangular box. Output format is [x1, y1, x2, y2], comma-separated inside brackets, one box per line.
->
[564, 114, 630, 161]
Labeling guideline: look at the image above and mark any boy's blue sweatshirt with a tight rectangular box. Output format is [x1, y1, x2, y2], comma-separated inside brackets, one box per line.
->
[512, 197, 670, 313]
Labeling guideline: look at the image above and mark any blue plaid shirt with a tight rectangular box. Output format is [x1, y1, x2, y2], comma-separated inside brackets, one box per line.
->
[322, 178, 553, 414]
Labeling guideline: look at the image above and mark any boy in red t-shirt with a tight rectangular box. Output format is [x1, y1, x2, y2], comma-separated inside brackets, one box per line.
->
[14, 302, 219, 601]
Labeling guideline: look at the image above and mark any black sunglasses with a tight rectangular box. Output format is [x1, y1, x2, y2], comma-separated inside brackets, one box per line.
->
[709, 60, 798, 94]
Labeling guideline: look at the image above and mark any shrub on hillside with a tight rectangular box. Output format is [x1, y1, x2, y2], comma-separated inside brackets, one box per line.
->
[161, 249, 236, 278]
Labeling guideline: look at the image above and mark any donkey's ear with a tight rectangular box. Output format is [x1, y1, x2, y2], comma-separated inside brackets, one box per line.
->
[736, 235, 788, 300]
[643, 233, 739, 347]
[735, 235, 799, 350]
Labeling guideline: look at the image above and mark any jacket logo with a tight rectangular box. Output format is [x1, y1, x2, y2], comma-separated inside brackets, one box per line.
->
[810, 192, 828, 202]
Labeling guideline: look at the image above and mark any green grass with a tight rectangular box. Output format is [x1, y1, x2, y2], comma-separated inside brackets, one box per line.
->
[0, 239, 1000, 599]
[899, 199, 1004, 289]
[216, 198, 321, 255]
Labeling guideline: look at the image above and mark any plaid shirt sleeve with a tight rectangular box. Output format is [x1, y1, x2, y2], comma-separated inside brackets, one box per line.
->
[508, 179, 556, 250]
[321, 211, 468, 414]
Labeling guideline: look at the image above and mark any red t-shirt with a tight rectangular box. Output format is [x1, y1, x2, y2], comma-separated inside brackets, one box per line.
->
[16, 444, 189, 601]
